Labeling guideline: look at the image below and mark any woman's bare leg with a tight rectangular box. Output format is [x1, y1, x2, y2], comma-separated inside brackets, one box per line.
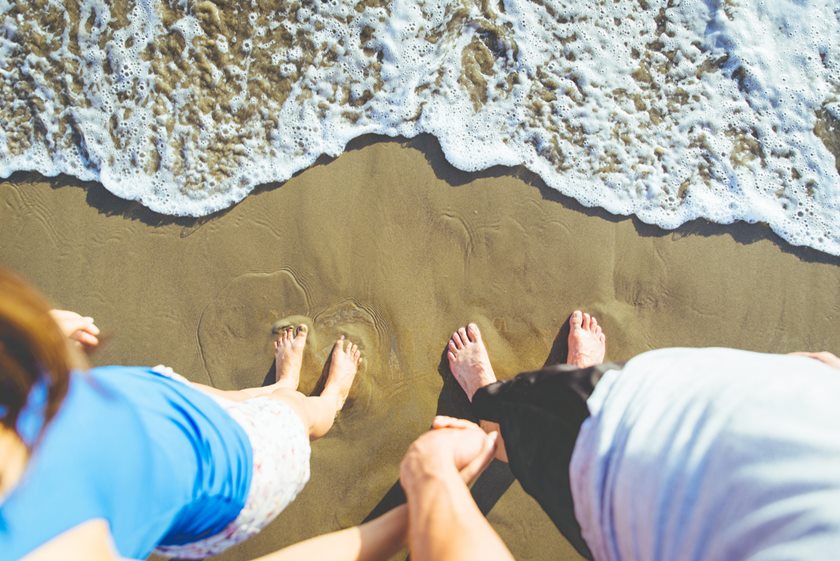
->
[185, 324, 311, 402]
[186, 326, 360, 440]
[266, 336, 360, 440]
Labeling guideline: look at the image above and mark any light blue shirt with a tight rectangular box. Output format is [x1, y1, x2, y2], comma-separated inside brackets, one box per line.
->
[571, 348, 840, 561]
[0, 366, 253, 560]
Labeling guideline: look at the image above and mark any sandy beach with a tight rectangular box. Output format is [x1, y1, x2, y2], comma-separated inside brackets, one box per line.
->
[1, 135, 838, 561]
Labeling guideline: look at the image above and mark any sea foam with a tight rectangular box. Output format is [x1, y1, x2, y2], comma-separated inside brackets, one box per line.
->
[1, 0, 838, 254]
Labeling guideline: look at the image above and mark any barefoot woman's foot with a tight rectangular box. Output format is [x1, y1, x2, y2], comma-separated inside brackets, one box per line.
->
[322, 336, 361, 408]
[274, 324, 308, 389]
[567, 310, 606, 368]
[447, 323, 497, 402]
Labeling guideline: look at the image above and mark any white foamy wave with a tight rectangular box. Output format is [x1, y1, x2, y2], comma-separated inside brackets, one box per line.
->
[0, 0, 838, 254]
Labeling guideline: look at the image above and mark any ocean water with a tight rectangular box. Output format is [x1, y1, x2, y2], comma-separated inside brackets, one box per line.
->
[1, 0, 838, 254]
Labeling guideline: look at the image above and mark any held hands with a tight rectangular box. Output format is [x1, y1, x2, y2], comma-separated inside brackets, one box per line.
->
[399, 416, 497, 492]
[432, 416, 499, 484]
[49, 309, 101, 349]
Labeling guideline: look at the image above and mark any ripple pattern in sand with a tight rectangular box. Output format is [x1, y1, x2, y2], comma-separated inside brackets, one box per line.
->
[197, 270, 394, 421]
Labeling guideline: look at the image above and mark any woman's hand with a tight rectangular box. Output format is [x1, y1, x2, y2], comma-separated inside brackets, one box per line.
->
[49, 309, 100, 349]
[789, 351, 840, 370]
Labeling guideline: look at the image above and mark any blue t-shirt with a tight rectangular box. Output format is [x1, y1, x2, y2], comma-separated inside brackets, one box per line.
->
[0, 367, 253, 560]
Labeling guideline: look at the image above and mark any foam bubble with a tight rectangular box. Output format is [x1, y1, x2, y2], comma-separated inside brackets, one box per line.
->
[0, 0, 838, 254]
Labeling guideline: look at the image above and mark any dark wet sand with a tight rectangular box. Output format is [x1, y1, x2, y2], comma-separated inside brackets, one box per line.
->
[1, 135, 838, 561]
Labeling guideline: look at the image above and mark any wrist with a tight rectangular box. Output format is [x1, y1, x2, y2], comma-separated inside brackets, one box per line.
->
[400, 460, 462, 498]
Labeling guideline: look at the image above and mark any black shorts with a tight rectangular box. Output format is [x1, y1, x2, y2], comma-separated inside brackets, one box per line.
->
[472, 362, 623, 560]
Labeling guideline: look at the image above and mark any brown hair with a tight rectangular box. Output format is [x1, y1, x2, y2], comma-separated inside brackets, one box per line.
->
[0, 267, 74, 448]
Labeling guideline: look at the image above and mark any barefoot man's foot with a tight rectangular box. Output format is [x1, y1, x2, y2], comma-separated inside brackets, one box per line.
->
[322, 336, 361, 409]
[567, 310, 606, 368]
[447, 323, 498, 402]
[274, 324, 308, 390]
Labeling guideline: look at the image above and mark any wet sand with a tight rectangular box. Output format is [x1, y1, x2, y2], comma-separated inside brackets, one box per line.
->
[1, 135, 838, 561]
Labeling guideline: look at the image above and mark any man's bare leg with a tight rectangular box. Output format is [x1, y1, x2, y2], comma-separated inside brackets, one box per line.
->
[447, 311, 607, 462]
[566, 310, 606, 368]
[446, 322, 504, 460]
[446, 323, 497, 402]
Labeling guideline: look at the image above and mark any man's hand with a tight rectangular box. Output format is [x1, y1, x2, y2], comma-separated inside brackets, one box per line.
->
[399, 420, 514, 561]
[49, 309, 100, 349]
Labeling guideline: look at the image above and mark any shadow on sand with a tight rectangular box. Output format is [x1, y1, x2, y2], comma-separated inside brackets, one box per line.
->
[357, 346, 515, 561]
[6, 132, 838, 265]
[346, 134, 839, 266]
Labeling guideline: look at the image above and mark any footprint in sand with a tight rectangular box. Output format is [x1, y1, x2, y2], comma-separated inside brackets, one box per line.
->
[198, 270, 311, 390]
[306, 299, 390, 419]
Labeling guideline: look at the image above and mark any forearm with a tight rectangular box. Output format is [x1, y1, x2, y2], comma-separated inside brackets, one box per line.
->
[405, 471, 514, 561]
[252, 505, 407, 561]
